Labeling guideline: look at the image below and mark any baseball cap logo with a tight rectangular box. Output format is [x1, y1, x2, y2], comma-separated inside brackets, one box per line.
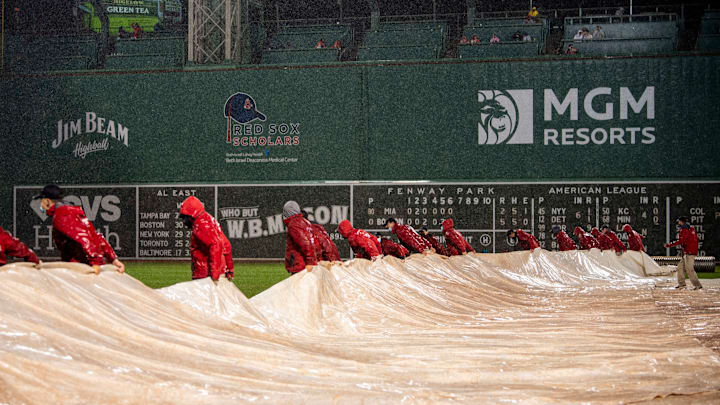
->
[477, 90, 533, 145]
[225, 93, 266, 124]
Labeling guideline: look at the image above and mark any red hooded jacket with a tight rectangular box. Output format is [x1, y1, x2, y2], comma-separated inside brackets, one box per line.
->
[48, 203, 117, 266]
[555, 230, 577, 251]
[603, 229, 627, 252]
[310, 223, 340, 261]
[337, 220, 382, 260]
[622, 224, 645, 252]
[516, 229, 540, 250]
[380, 237, 410, 259]
[422, 232, 449, 256]
[574, 227, 600, 250]
[442, 219, 474, 256]
[591, 228, 614, 251]
[179, 197, 234, 281]
[666, 225, 699, 255]
[392, 223, 431, 254]
[283, 214, 320, 273]
[0, 226, 39, 266]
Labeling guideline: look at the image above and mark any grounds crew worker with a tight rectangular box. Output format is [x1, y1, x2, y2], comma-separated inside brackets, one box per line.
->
[337, 220, 382, 260]
[443, 218, 475, 255]
[552, 225, 577, 251]
[302, 210, 340, 262]
[34, 184, 124, 274]
[665, 216, 703, 290]
[377, 233, 410, 259]
[179, 196, 234, 281]
[385, 218, 432, 254]
[574, 226, 600, 250]
[506, 228, 540, 251]
[622, 224, 645, 252]
[420, 227, 449, 256]
[601, 225, 627, 253]
[282, 201, 320, 274]
[0, 226, 40, 266]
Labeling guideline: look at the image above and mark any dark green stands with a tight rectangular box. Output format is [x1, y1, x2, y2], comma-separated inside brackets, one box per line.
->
[697, 10, 720, 51]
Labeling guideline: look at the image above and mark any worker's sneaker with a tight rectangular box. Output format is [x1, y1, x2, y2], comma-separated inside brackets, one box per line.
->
[674, 285, 686, 289]
[692, 285, 703, 290]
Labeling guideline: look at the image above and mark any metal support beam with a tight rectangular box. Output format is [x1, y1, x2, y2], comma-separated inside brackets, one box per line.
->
[189, 0, 257, 65]
[467, 0, 475, 26]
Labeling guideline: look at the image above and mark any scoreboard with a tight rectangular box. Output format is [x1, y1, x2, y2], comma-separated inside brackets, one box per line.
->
[14, 182, 720, 260]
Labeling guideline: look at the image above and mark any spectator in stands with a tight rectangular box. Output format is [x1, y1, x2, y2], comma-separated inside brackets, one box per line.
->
[528, 6, 539, 20]
[582, 28, 593, 40]
[376, 233, 409, 259]
[385, 218, 432, 255]
[622, 224, 645, 252]
[459, 35, 470, 45]
[131, 22, 143, 40]
[602, 225, 627, 253]
[664, 216, 703, 290]
[420, 227, 449, 256]
[592, 26, 605, 39]
[512, 30, 523, 41]
[490, 34, 501, 44]
[0, 226, 40, 267]
[283, 201, 320, 274]
[615, 7, 625, 16]
[565, 44, 579, 54]
[331, 40, 342, 49]
[552, 46, 563, 55]
[337, 220, 382, 261]
[35, 185, 125, 274]
[552, 225, 577, 251]
[522, 32, 532, 42]
[573, 30, 584, 40]
[442, 218, 475, 256]
[523, 15, 534, 25]
[471, 34, 481, 45]
[507, 229, 540, 251]
[179, 196, 234, 282]
[117, 26, 129, 40]
[315, 39, 326, 49]
[302, 210, 340, 263]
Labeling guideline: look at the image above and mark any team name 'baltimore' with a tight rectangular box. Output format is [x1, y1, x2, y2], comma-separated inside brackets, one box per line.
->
[53, 112, 129, 149]
[228, 123, 300, 147]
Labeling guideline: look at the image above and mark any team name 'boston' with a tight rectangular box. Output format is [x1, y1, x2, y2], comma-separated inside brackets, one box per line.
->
[53, 112, 129, 149]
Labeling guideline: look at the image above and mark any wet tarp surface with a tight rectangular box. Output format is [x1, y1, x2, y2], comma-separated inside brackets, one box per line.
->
[0, 250, 719, 404]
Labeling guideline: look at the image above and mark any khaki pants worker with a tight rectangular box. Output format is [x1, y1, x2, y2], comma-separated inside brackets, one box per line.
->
[676, 254, 702, 289]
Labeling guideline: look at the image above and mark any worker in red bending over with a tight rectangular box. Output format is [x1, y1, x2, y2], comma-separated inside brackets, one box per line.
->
[337, 220, 382, 260]
[179, 196, 234, 281]
[574, 226, 600, 250]
[282, 201, 320, 274]
[443, 218, 475, 255]
[507, 229, 540, 250]
[302, 210, 340, 262]
[664, 216, 702, 290]
[601, 225, 626, 253]
[591, 227, 613, 251]
[385, 218, 432, 255]
[420, 227, 449, 256]
[552, 225, 577, 251]
[622, 224, 645, 252]
[35, 185, 124, 274]
[0, 226, 40, 266]
[377, 233, 410, 259]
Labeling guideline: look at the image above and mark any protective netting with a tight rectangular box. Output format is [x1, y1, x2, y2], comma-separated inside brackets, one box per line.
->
[0, 250, 718, 404]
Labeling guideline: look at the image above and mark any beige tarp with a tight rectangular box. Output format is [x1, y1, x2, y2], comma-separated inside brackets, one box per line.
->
[0, 249, 718, 404]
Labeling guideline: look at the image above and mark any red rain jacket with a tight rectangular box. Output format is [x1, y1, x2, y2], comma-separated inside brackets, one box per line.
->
[283, 214, 320, 273]
[392, 224, 431, 254]
[667, 225, 699, 255]
[48, 203, 117, 266]
[555, 230, 577, 251]
[574, 227, 600, 250]
[180, 197, 234, 281]
[310, 223, 340, 261]
[516, 229, 540, 250]
[604, 230, 627, 252]
[591, 228, 614, 251]
[0, 226, 39, 266]
[442, 219, 474, 256]
[337, 220, 382, 260]
[622, 224, 645, 252]
[380, 237, 409, 259]
[422, 233, 449, 256]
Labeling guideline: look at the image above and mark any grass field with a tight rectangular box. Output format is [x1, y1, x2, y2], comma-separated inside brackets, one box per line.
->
[125, 262, 720, 298]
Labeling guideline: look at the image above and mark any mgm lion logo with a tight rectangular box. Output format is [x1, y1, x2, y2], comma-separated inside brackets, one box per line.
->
[477, 90, 533, 145]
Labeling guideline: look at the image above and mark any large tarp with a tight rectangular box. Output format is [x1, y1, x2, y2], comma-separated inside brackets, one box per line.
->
[0, 250, 718, 403]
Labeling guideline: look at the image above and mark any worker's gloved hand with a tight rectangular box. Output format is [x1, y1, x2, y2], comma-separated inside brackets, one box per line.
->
[663, 243, 670, 248]
[225, 270, 234, 281]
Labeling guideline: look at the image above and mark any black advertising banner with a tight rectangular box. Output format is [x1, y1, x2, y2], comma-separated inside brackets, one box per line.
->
[216, 185, 352, 259]
[12, 182, 720, 260]
[14, 186, 137, 259]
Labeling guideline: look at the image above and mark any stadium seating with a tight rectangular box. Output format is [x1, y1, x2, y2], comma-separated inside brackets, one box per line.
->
[460, 18, 544, 59]
[357, 21, 447, 61]
[697, 10, 720, 51]
[458, 41, 538, 59]
[562, 13, 678, 56]
[261, 25, 351, 64]
[5, 35, 98, 73]
[105, 37, 185, 69]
